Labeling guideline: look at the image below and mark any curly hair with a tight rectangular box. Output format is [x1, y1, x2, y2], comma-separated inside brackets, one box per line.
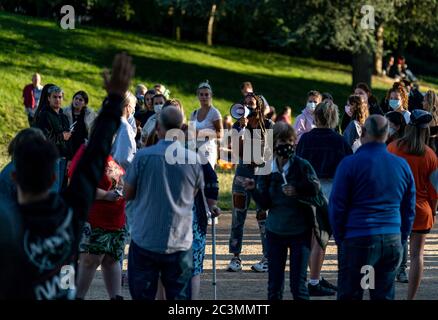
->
[386, 82, 409, 111]
[348, 95, 369, 125]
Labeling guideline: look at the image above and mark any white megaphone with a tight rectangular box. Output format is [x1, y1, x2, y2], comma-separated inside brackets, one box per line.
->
[230, 103, 250, 120]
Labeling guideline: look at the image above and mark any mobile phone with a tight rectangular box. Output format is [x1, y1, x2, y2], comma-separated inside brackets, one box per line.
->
[281, 172, 288, 187]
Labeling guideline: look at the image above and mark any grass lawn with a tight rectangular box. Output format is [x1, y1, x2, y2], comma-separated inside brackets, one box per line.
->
[1, 11, 437, 209]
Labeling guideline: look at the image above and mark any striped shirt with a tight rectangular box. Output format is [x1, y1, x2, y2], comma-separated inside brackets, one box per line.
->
[125, 139, 204, 254]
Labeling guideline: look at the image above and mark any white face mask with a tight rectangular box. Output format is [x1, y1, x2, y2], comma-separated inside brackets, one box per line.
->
[388, 127, 397, 136]
[389, 99, 401, 110]
[154, 104, 163, 113]
[306, 102, 316, 112]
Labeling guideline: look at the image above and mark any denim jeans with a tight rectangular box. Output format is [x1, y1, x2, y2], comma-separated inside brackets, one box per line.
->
[229, 164, 268, 257]
[266, 230, 311, 300]
[337, 234, 402, 300]
[128, 241, 193, 300]
[397, 240, 408, 272]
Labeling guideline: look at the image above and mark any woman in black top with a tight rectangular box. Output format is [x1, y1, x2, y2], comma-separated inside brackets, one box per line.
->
[297, 101, 352, 296]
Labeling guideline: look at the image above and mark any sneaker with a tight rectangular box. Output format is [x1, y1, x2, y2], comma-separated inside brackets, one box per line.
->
[227, 257, 242, 272]
[208, 217, 219, 225]
[251, 258, 268, 272]
[396, 269, 409, 283]
[308, 282, 336, 296]
[320, 277, 338, 291]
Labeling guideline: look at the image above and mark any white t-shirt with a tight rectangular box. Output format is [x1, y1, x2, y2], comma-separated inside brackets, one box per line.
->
[190, 106, 222, 168]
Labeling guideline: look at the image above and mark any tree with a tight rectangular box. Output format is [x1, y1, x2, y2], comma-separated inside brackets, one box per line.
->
[266, 0, 397, 88]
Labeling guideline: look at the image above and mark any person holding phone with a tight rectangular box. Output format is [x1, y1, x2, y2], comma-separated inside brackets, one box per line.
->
[241, 122, 323, 300]
[63, 91, 97, 157]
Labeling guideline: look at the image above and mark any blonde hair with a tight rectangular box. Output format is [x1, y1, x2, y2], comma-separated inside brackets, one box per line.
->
[314, 101, 339, 129]
[123, 91, 137, 114]
[197, 80, 212, 94]
[136, 84, 147, 93]
[423, 90, 438, 127]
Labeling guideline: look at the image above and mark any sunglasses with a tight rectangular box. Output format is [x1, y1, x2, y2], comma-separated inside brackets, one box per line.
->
[199, 93, 210, 97]
[48, 86, 63, 94]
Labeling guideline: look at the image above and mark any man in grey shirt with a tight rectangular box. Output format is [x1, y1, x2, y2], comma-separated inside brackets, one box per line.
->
[124, 106, 204, 300]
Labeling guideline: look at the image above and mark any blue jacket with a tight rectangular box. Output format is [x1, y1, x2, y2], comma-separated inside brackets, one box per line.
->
[329, 142, 416, 243]
[296, 128, 352, 179]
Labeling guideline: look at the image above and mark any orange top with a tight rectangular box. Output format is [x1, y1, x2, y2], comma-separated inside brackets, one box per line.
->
[388, 142, 438, 231]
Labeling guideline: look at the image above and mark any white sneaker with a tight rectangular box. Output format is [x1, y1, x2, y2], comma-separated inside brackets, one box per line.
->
[251, 257, 268, 272]
[227, 257, 242, 272]
[208, 217, 219, 225]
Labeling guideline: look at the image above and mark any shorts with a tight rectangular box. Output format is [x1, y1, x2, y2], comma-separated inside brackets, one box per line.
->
[411, 229, 431, 234]
[79, 222, 128, 261]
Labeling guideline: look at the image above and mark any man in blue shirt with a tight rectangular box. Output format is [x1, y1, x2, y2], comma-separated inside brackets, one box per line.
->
[124, 106, 204, 300]
[329, 115, 416, 300]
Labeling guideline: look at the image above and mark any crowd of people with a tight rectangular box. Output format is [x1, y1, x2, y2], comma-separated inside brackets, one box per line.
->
[0, 52, 437, 301]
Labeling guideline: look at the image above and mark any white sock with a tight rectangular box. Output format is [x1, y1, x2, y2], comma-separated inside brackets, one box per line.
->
[309, 279, 320, 286]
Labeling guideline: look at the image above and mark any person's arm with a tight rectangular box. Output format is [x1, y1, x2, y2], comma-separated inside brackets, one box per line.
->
[294, 160, 320, 197]
[328, 160, 351, 244]
[37, 113, 63, 145]
[123, 153, 139, 201]
[213, 118, 223, 140]
[95, 188, 120, 201]
[65, 53, 135, 223]
[400, 168, 416, 242]
[293, 115, 305, 141]
[246, 175, 272, 210]
[112, 125, 136, 170]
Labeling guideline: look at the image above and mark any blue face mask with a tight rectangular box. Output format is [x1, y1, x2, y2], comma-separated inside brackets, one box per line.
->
[389, 99, 401, 110]
[136, 95, 144, 104]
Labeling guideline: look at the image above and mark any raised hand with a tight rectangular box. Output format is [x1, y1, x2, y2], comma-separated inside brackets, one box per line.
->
[103, 52, 135, 96]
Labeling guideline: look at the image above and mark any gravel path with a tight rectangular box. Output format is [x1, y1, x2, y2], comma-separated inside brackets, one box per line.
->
[86, 212, 438, 300]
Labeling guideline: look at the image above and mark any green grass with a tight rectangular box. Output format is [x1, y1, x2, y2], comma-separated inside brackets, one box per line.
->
[1, 11, 437, 209]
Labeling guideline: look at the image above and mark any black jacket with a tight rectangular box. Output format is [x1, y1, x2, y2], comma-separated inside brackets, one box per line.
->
[36, 107, 72, 159]
[12, 94, 123, 299]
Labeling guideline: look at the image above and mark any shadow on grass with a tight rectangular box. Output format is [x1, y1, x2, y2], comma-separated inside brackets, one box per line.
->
[0, 12, 388, 115]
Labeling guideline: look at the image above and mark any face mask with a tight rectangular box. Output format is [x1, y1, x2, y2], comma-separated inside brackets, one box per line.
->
[389, 99, 401, 110]
[345, 105, 353, 117]
[388, 127, 397, 136]
[275, 143, 295, 159]
[136, 95, 144, 104]
[306, 102, 316, 112]
[154, 104, 163, 113]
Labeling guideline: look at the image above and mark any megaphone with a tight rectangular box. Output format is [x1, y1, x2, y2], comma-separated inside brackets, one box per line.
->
[230, 103, 250, 120]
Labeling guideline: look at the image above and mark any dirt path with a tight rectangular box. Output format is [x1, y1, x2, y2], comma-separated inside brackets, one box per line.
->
[87, 212, 438, 300]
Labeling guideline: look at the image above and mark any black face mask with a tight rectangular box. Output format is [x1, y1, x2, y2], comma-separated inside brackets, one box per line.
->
[275, 143, 295, 159]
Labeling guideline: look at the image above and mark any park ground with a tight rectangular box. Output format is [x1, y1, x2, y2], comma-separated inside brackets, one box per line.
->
[86, 212, 438, 300]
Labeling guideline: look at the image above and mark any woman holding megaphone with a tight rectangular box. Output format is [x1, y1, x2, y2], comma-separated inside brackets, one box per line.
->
[227, 93, 274, 273]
